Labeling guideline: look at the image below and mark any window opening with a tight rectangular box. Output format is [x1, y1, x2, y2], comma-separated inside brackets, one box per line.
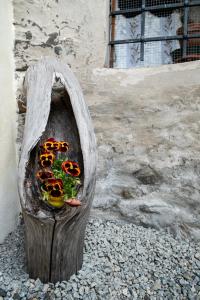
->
[109, 0, 200, 68]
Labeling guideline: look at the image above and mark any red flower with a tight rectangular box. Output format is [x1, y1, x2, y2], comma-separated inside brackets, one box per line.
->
[59, 141, 69, 152]
[47, 178, 63, 188]
[43, 178, 64, 197]
[61, 161, 81, 177]
[47, 138, 56, 142]
[36, 169, 54, 183]
[39, 152, 55, 168]
[61, 160, 72, 171]
[43, 139, 59, 152]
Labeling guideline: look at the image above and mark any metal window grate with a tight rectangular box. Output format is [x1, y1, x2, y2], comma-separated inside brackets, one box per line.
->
[109, 0, 200, 68]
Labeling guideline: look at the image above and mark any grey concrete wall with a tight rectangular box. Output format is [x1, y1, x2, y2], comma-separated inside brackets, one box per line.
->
[14, 1, 200, 239]
[86, 62, 200, 240]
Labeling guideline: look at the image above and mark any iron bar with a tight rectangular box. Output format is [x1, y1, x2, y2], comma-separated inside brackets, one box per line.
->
[109, 0, 200, 67]
[110, 0, 116, 67]
[183, 0, 189, 57]
[109, 33, 200, 45]
[140, 0, 146, 61]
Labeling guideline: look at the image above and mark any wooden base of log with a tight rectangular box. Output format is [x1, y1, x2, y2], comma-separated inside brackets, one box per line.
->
[18, 58, 96, 283]
[23, 205, 90, 283]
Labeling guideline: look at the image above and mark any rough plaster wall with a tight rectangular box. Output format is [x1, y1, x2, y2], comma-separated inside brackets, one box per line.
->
[13, 0, 108, 84]
[0, 0, 20, 243]
[85, 62, 200, 240]
[14, 1, 200, 239]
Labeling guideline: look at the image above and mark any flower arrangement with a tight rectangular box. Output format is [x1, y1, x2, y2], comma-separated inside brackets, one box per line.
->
[36, 138, 82, 209]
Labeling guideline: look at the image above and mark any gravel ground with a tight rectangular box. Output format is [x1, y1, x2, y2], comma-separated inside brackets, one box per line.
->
[0, 218, 200, 300]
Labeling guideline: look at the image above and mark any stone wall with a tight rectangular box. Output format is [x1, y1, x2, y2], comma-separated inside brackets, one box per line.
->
[86, 63, 200, 240]
[14, 1, 200, 240]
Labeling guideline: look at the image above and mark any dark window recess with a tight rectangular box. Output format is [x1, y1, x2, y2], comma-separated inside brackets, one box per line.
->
[109, 0, 200, 68]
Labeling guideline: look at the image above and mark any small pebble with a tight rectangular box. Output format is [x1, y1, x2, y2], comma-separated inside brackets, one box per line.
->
[0, 288, 7, 297]
[0, 218, 199, 299]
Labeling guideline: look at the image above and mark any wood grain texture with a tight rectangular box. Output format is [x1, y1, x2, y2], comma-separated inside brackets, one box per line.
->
[23, 209, 55, 283]
[18, 57, 97, 282]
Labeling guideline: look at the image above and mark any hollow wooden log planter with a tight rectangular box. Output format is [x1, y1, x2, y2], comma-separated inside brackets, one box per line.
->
[18, 57, 96, 283]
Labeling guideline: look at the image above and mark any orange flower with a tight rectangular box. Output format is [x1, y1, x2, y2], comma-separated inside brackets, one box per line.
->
[36, 169, 54, 183]
[43, 138, 59, 152]
[39, 152, 55, 168]
[61, 160, 72, 170]
[49, 189, 64, 198]
[46, 178, 63, 190]
[43, 178, 63, 194]
[61, 161, 81, 177]
[59, 141, 69, 152]
[43, 179, 64, 208]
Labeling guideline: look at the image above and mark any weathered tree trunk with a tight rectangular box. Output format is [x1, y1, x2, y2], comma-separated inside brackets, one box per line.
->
[18, 57, 96, 283]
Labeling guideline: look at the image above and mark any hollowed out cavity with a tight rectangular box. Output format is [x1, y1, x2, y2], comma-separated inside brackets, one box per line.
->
[25, 80, 84, 214]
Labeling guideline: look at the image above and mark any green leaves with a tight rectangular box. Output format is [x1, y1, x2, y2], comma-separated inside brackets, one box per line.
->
[52, 158, 81, 199]
[52, 158, 65, 170]
[41, 188, 50, 203]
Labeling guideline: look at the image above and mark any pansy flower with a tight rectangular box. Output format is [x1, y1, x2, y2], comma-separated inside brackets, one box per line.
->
[43, 178, 65, 208]
[36, 169, 54, 183]
[61, 160, 81, 177]
[39, 152, 55, 168]
[44, 178, 63, 196]
[59, 141, 69, 152]
[43, 138, 59, 152]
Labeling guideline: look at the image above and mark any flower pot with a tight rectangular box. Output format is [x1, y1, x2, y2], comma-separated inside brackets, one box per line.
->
[48, 196, 65, 208]
[177, 23, 200, 47]
[171, 46, 200, 63]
